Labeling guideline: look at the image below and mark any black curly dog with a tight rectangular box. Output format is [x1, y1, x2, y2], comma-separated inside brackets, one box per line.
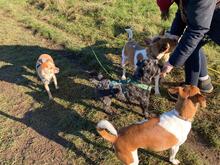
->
[95, 59, 161, 117]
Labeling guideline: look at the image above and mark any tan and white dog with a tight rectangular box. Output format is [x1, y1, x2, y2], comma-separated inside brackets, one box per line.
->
[97, 85, 206, 165]
[36, 54, 59, 100]
[121, 29, 177, 81]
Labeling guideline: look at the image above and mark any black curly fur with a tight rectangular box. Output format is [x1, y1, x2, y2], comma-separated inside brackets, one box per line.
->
[96, 59, 161, 117]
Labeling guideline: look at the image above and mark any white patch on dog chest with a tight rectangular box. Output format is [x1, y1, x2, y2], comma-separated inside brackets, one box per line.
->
[158, 110, 191, 145]
[130, 150, 139, 165]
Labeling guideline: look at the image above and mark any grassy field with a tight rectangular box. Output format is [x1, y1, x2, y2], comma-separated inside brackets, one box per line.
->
[0, 0, 219, 164]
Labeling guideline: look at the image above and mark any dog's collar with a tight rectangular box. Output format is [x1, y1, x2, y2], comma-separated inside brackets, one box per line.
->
[36, 63, 41, 69]
[173, 109, 192, 122]
[110, 79, 153, 91]
[131, 80, 153, 91]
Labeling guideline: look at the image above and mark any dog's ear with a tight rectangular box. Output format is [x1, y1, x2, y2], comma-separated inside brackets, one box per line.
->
[192, 94, 206, 108]
[144, 38, 152, 46]
[188, 85, 201, 97]
[168, 87, 182, 94]
[54, 67, 60, 74]
[179, 85, 201, 99]
[197, 94, 206, 108]
[168, 86, 190, 99]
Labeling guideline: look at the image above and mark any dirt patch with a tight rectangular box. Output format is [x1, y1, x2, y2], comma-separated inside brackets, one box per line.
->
[0, 10, 77, 165]
[3, 130, 73, 165]
[187, 131, 220, 165]
[0, 4, 219, 165]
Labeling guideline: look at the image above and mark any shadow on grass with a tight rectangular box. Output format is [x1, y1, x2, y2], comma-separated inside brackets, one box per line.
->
[0, 45, 71, 89]
[0, 43, 171, 164]
[0, 40, 122, 85]
[0, 44, 118, 164]
[139, 148, 170, 164]
[0, 107, 97, 164]
[0, 81, 111, 164]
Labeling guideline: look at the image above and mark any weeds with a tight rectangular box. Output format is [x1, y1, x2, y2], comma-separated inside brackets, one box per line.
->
[0, 0, 219, 164]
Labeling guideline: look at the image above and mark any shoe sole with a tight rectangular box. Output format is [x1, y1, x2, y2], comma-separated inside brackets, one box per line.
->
[200, 86, 214, 94]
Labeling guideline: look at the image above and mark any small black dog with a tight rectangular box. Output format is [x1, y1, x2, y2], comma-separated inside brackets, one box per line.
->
[95, 59, 161, 117]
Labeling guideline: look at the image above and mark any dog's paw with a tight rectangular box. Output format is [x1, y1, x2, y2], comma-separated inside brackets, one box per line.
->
[144, 112, 150, 119]
[49, 96, 54, 100]
[121, 76, 126, 80]
[170, 159, 180, 165]
[155, 91, 161, 96]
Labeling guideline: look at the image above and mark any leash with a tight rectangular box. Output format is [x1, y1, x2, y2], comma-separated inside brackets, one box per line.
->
[90, 45, 114, 79]
[208, 67, 220, 75]
[110, 78, 153, 91]
[89, 45, 153, 90]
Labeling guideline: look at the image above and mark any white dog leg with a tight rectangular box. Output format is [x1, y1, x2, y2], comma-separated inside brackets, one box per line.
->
[154, 75, 160, 95]
[53, 75, 59, 89]
[121, 48, 127, 80]
[169, 145, 180, 165]
[44, 83, 53, 100]
[130, 150, 139, 165]
[122, 66, 126, 80]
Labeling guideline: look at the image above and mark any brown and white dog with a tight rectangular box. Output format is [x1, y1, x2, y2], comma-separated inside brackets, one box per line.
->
[97, 85, 206, 165]
[36, 54, 59, 100]
[121, 28, 177, 80]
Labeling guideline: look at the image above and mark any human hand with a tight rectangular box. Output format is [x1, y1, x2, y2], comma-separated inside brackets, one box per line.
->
[160, 62, 173, 77]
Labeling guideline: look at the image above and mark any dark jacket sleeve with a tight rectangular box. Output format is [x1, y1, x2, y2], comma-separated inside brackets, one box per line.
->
[169, 0, 216, 67]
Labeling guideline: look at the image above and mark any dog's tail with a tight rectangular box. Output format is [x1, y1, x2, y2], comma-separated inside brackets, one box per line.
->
[96, 120, 118, 143]
[125, 28, 133, 40]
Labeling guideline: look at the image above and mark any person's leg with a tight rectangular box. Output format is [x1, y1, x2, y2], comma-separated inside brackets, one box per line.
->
[198, 49, 208, 78]
[169, 45, 202, 100]
[184, 45, 213, 93]
[207, 8, 220, 45]
[184, 46, 201, 86]
[198, 49, 213, 93]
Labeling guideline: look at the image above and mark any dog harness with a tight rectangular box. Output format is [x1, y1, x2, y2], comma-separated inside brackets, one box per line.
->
[36, 63, 41, 69]
[110, 79, 153, 91]
[159, 109, 191, 145]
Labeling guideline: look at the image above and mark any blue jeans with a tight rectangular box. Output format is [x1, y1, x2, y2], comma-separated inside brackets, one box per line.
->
[184, 43, 208, 86]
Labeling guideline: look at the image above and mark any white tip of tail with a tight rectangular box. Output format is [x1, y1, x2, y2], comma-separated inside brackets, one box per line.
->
[125, 28, 133, 40]
[97, 120, 118, 136]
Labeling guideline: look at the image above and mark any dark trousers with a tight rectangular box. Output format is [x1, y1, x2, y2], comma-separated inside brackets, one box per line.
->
[185, 5, 220, 86]
[208, 8, 220, 45]
[184, 42, 208, 86]
[185, 8, 220, 86]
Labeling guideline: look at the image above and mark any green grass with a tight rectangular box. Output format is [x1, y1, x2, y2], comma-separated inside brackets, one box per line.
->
[0, 0, 219, 164]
